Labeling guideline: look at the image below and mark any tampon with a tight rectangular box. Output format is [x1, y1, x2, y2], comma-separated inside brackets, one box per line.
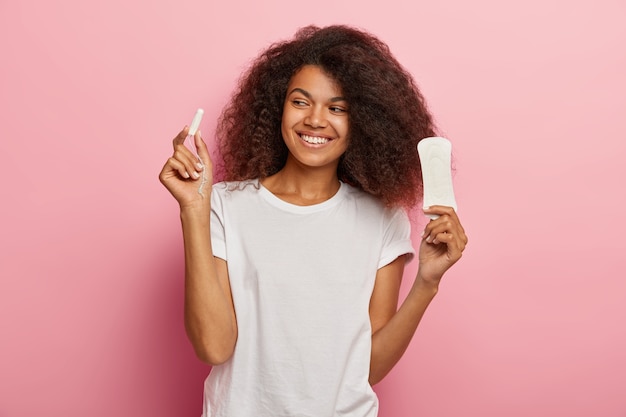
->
[188, 108, 204, 136]
[184, 108, 208, 196]
[417, 137, 457, 219]
[185, 108, 204, 159]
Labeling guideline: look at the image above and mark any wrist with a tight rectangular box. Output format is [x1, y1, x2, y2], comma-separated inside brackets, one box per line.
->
[180, 203, 211, 225]
[413, 273, 440, 296]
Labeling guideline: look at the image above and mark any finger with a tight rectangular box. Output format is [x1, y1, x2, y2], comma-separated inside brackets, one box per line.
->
[423, 207, 467, 244]
[173, 148, 202, 179]
[173, 142, 203, 170]
[424, 226, 466, 255]
[422, 227, 464, 256]
[431, 232, 464, 260]
[164, 156, 192, 180]
[423, 215, 456, 240]
[172, 130, 205, 174]
[423, 206, 465, 237]
[433, 230, 465, 249]
[423, 205, 459, 222]
[194, 130, 212, 169]
[172, 126, 190, 149]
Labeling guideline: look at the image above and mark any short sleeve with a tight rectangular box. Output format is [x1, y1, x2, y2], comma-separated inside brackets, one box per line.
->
[378, 207, 414, 269]
[210, 185, 227, 261]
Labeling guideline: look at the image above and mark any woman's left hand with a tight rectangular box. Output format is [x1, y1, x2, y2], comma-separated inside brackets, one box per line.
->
[418, 206, 468, 284]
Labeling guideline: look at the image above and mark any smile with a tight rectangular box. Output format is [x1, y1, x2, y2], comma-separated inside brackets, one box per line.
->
[300, 134, 331, 145]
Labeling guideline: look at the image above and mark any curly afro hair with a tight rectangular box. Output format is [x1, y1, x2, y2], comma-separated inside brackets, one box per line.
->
[215, 24, 437, 208]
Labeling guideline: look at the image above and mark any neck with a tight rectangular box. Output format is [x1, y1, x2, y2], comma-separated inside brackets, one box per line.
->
[261, 156, 341, 206]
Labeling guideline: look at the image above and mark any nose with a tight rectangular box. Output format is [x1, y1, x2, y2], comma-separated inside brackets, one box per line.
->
[304, 106, 327, 128]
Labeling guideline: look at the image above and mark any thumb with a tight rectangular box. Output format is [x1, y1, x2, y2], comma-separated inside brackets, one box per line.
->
[194, 130, 212, 167]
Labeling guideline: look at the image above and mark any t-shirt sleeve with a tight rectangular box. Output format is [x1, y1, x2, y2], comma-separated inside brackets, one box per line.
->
[210, 186, 227, 261]
[378, 207, 415, 269]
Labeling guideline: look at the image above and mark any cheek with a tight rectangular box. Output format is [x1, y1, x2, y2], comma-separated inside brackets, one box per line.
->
[336, 118, 350, 136]
[281, 106, 297, 129]
[280, 109, 289, 136]
[280, 115, 295, 144]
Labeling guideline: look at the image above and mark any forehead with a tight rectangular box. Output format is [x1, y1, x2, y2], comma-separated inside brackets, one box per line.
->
[287, 65, 343, 96]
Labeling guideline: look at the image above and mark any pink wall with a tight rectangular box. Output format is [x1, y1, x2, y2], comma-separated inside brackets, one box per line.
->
[1, 0, 625, 416]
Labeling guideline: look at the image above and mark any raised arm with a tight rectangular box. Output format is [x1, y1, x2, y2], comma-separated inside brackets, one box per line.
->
[159, 127, 237, 365]
[369, 205, 467, 385]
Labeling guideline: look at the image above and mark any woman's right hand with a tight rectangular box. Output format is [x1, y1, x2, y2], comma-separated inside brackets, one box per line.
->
[159, 127, 213, 209]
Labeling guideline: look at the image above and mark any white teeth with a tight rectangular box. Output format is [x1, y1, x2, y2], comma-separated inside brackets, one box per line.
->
[301, 134, 329, 144]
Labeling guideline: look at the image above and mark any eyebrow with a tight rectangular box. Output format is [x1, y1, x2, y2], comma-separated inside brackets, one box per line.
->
[288, 88, 347, 103]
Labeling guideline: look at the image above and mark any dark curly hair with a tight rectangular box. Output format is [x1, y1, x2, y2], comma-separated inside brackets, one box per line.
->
[215, 24, 437, 208]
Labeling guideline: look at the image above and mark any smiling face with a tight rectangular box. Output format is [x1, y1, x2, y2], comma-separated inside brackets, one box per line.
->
[281, 65, 350, 172]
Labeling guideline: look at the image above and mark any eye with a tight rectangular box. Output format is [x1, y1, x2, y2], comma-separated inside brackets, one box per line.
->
[292, 99, 308, 107]
[329, 106, 347, 114]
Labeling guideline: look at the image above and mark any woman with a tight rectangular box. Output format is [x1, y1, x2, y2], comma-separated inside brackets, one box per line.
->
[160, 25, 467, 417]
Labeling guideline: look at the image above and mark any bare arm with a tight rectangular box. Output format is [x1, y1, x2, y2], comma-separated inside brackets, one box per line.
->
[369, 258, 438, 385]
[369, 206, 467, 385]
[181, 208, 237, 365]
[159, 127, 237, 365]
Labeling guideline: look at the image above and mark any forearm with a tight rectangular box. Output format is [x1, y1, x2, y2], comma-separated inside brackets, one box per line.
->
[369, 276, 439, 385]
[180, 207, 237, 365]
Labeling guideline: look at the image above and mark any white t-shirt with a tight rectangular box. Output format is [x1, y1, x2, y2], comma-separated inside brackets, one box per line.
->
[203, 179, 414, 417]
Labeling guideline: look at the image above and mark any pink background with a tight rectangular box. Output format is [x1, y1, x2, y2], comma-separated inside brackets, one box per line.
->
[1, 0, 625, 416]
